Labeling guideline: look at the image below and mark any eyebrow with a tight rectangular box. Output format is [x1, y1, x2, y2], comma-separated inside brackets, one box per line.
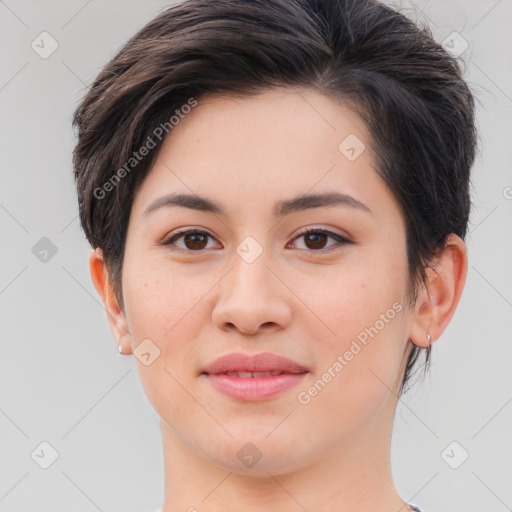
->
[142, 191, 372, 218]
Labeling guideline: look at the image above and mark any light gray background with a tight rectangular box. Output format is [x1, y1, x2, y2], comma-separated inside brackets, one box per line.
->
[0, 1, 511, 511]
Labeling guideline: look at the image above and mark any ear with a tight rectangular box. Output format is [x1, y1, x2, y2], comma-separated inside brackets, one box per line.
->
[409, 234, 468, 347]
[89, 248, 132, 354]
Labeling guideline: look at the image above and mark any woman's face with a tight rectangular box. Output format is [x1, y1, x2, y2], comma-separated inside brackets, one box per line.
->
[116, 88, 416, 474]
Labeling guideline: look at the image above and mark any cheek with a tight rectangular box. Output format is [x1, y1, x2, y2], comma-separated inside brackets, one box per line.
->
[293, 281, 408, 445]
[123, 257, 208, 339]
[301, 252, 407, 348]
[121, 256, 217, 417]
[121, 256, 218, 403]
[298, 249, 409, 403]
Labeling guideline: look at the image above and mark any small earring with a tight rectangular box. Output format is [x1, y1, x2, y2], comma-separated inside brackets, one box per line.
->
[118, 344, 123, 354]
[426, 333, 431, 343]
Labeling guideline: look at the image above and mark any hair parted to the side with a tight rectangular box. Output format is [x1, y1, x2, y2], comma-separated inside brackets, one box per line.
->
[72, 0, 477, 395]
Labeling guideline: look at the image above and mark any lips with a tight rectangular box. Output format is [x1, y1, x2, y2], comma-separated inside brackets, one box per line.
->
[202, 352, 309, 376]
[221, 370, 284, 378]
[201, 352, 309, 401]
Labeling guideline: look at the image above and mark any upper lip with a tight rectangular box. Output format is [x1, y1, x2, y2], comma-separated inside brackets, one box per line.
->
[202, 352, 309, 375]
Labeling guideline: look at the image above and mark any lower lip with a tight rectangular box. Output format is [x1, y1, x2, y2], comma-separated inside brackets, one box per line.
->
[204, 372, 308, 401]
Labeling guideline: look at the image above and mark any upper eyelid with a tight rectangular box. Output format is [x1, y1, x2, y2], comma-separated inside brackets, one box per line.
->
[293, 226, 350, 239]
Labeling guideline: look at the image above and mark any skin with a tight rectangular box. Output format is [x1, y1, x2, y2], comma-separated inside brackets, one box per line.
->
[89, 87, 467, 512]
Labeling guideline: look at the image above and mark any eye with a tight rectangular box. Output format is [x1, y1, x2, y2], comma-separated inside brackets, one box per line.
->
[161, 229, 219, 252]
[289, 228, 352, 252]
[161, 227, 352, 254]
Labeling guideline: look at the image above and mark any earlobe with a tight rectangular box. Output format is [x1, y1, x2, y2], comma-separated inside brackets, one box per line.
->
[89, 248, 132, 354]
[409, 234, 468, 348]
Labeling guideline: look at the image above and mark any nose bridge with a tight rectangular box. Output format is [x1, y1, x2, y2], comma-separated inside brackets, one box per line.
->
[228, 234, 275, 299]
[211, 234, 291, 333]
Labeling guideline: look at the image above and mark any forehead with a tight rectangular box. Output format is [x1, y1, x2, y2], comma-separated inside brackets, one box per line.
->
[165, 87, 371, 160]
[129, 87, 396, 222]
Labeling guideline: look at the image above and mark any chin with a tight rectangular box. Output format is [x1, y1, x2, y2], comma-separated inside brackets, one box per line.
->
[196, 429, 311, 476]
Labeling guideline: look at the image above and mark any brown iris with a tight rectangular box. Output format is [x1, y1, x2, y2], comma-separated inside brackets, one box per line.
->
[183, 232, 208, 250]
[303, 231, 328, 250]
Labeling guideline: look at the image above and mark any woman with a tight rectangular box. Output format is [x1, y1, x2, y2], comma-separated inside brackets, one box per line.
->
[72, 0, 476, 510]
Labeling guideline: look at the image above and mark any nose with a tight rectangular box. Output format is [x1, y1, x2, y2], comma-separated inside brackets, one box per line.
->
[211, 247, 292, 336]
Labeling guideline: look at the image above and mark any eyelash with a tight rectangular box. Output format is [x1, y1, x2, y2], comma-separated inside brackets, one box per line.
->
[160, 227, 352, 254]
